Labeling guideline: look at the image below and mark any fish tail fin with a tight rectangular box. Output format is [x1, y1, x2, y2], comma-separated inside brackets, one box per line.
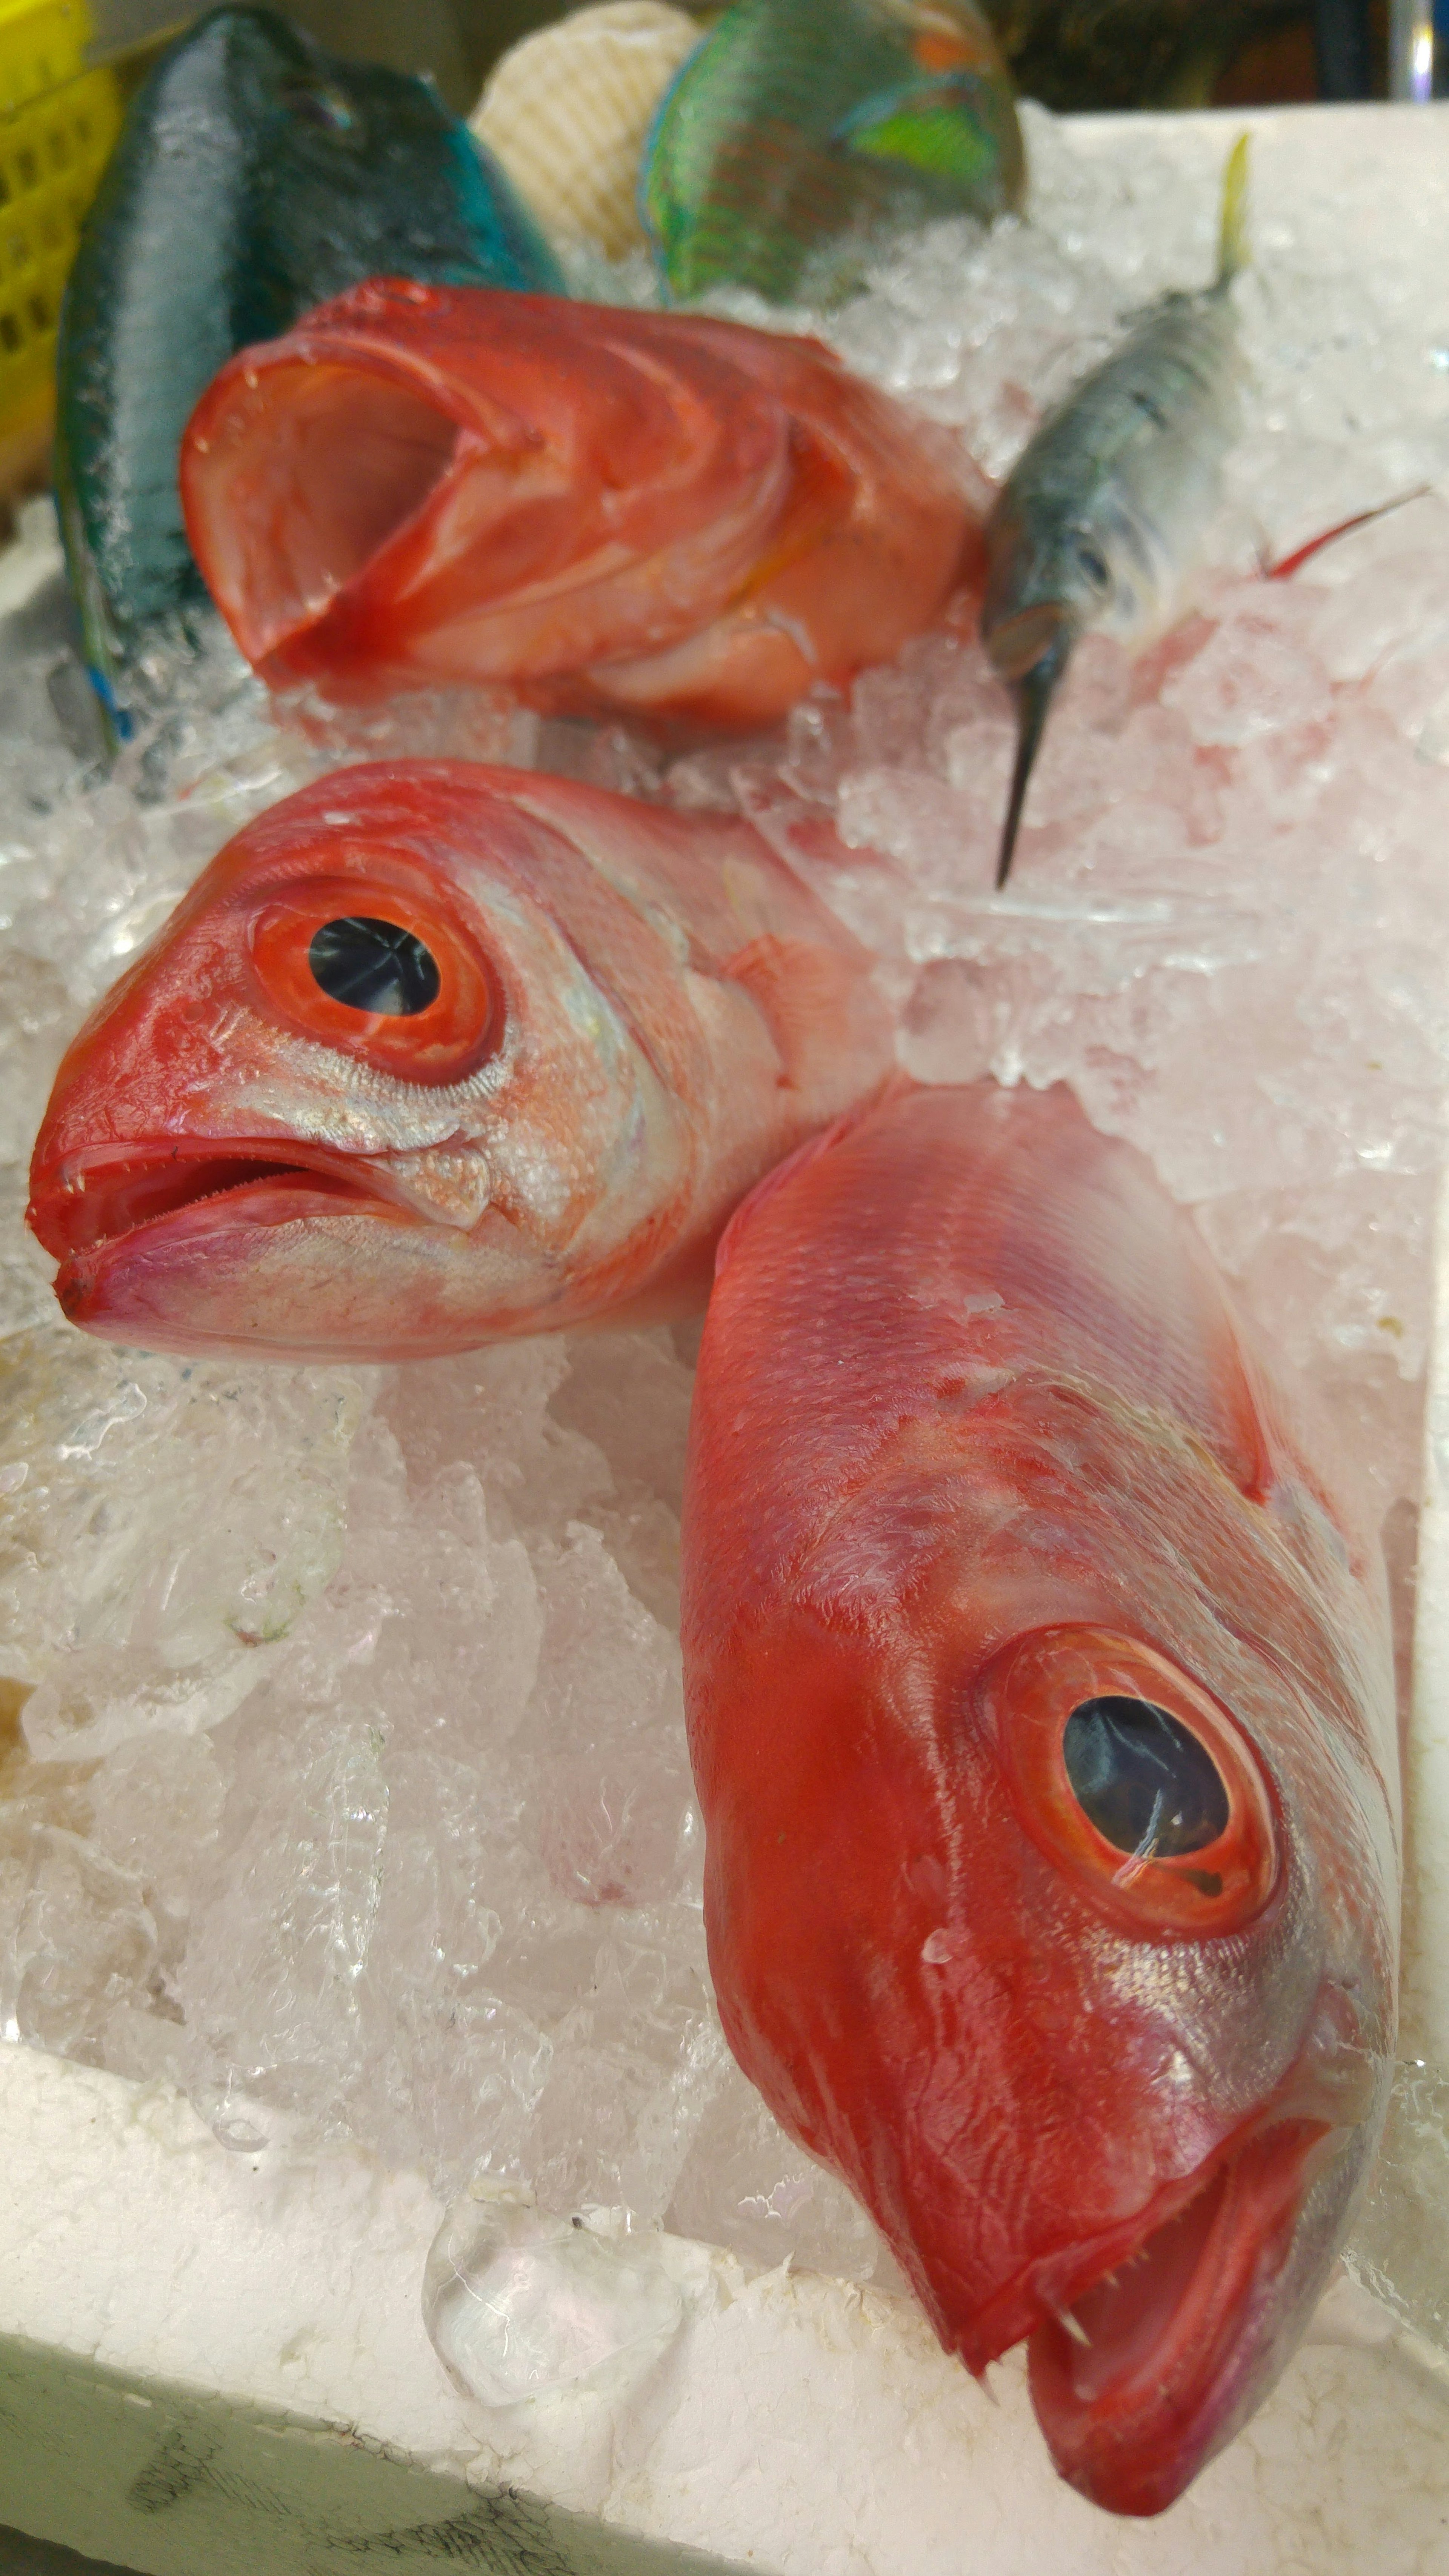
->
[1217, 132, 1251, 285]
[1267, 484, 1431, 580]
[996, 648, 1066, 890]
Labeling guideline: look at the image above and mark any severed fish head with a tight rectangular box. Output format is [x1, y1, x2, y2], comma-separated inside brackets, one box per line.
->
[27, 761, 892, 1359]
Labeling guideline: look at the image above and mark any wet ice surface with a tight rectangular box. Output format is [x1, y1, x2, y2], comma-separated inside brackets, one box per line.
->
[4, 103, 1449, 2376]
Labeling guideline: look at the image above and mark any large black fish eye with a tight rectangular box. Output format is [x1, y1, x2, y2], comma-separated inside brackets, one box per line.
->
[308, 918, 441, 1017]
[1062, 1696, 1230, 1859]
[280, 80, 358, 135]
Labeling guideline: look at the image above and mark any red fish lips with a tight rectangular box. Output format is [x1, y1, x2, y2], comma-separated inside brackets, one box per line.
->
[28, 1138, 418, 1325]
[1023, 2109, 1350, 2517]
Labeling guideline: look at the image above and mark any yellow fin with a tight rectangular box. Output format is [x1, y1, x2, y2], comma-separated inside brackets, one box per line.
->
[1217, 131, 1251, 284]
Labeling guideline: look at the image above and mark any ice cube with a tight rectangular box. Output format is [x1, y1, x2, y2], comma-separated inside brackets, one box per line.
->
[423, 2178, 685, 2409]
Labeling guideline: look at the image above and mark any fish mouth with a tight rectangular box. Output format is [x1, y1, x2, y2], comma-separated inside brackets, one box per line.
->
[1022, 2114, 1343, 2517]
[28, 1138, 417, 1275]
[186, 360, 463, 670]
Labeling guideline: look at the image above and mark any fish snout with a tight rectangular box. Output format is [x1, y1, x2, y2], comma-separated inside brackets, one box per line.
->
[1023, 2039, 1390, 2519]
[982, 597, 1075, 686]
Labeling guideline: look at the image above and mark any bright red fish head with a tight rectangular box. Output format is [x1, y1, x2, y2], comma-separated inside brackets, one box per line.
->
[26, 763, 703, 1358]
[28, 760, 894, 1359]
[698, 1470, 1395, 2516]
[178, 280, 978, 729]
[683, 1084, 1400, 2518]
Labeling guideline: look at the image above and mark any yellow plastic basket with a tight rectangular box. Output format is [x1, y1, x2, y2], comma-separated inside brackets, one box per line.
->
[0, 0, 119, 481]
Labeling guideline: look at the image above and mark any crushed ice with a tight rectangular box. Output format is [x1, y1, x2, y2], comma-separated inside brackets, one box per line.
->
[3, 104, 1449, 2379]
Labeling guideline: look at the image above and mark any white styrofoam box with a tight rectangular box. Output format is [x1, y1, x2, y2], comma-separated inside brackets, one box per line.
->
[5, 95, 1449, 2576]
[0, 2038, 1447, 2576]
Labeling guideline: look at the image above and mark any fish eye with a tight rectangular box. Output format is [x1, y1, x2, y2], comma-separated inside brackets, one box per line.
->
[308, 917, 441, 1017]
[1062, 1696, 1230, 1877]
[248, 870, 499, 1086]
[981, 1627, 1279, 1937]
[281, 81, 357, 135]
[1071, 534, 1111, 592]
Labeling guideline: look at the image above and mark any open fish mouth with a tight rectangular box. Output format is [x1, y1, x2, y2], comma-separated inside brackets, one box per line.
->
[28, 1139, 420, 1269]
[1022, 2114, 1343, 2517]
[193, 364, 465, 671]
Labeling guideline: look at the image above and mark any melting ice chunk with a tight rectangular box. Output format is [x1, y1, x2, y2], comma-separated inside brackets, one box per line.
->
[1346, 2061, 1449, 2356]
[423, 2178, 685, 2408]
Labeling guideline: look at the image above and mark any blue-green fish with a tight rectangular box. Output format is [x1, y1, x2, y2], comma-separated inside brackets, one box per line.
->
[981, 136, 1250, 887]
[642, 0, 1024, 309]
[55, 3, 565, 735]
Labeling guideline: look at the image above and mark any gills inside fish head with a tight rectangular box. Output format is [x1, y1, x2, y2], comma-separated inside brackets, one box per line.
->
[26, 778, 693, 1360]
[704, 1382, 1397, 2516]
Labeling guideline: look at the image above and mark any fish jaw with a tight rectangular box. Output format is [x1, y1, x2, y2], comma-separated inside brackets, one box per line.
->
[1025, 2096, 1378, 2516]
[181, 285, 797, 697]
[978, 574, 1078, 885]
[40, 1156, 551, 1363]
[29, 1132, 499, 1361]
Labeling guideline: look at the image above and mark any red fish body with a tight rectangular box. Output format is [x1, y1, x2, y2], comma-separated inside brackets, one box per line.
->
[681, 1081, 1399, 2516]
[27, 762, 892, 1358]
[179, 280, 977, 729]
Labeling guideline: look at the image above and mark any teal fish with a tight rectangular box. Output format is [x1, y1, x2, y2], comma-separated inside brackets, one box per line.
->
[55, 4, 565, 737]
[642, 0, 1024, 309]
[981, 136, 1250, 888]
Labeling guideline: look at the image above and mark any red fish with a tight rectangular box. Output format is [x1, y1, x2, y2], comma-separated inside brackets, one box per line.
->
[179, 279, 978, 729]
[681, 1080, 1398, 2516]
[27, 761, 893, 1358]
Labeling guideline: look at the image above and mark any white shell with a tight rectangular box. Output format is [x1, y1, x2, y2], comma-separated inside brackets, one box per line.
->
[471, 2, 701, 261]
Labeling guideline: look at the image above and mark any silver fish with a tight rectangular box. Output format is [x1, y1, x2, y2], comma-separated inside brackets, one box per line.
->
[981, 135, 1249, 887]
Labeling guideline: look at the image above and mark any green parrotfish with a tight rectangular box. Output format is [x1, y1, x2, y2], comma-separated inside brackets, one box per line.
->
[642, 0, 1024, 310]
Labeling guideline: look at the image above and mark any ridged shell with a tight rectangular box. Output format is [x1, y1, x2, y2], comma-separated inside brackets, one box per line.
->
[471, 3, 701, 262]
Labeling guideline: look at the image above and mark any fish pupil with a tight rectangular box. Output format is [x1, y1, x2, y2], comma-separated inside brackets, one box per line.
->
[307, 918, 441, 1017]
[1061, 1695, 1229, 1859]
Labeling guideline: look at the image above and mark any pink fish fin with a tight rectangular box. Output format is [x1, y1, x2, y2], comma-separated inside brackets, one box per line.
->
[1195, 1311, 1280, 1509]
[1266, 486, 1431, 580]
[723, 929, 894, 1093]
[712, 1067, 916, 1283]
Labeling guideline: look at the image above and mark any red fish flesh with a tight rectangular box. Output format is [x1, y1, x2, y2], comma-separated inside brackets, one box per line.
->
[27, 761, 893, 1358]
[681, 1079, 1399, 2516]
[179, 279, 978, 728]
